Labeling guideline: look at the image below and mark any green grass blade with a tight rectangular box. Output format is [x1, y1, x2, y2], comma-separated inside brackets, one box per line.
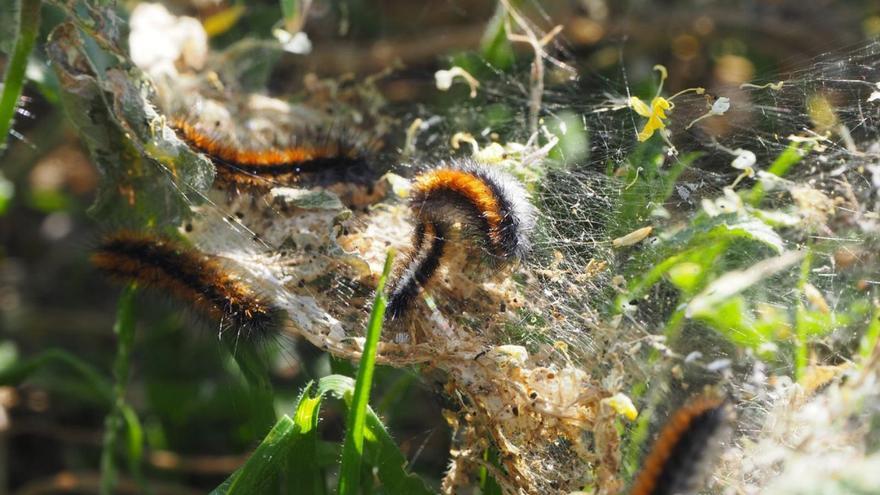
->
[0, 0, 41, 153]
[338, 251, 395, 495]
[747, 143, 803, 206]
[319, 375, 435, 495]
[0, 348, 113, 404]
[211, 415, 297, 495]
[100, 284, 138, 495]
[120, 404, 144, 481]
[279, 0, 300, 29]
[286, 382, 327, 495]
[212, 370, 435, 495]
[210, 251, 430, 495]
[859, 305, 880, 362]
[213, 383, 326, 495]
[479, 448, 503, 495]
[794, 248, 814, 381]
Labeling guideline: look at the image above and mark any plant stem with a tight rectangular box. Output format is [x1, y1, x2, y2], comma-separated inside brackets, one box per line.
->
[338, 250, 395, 495]
[859, 304, 880, 363]
[479, 447, 503, 495]
[0, 0, 41, 153]
[100, 284, 137, 495]
[794, 248, 813, 381]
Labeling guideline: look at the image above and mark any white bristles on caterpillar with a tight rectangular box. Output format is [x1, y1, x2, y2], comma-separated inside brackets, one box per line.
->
[386, 159, 536, 320]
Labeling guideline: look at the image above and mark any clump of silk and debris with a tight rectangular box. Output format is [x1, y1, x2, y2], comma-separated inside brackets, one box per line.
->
[128, 4, 632, 494]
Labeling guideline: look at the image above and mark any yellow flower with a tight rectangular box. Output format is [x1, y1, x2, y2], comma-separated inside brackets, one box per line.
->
[630, 95, 672, 142]
[627, 65, 707, 144]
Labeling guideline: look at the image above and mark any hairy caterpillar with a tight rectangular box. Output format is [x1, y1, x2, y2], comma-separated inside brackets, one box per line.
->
[92, 231, 284, 340]
[630, 396, 731, 495]
[386, 160, 535, 320]
[171, 118, 377, 189]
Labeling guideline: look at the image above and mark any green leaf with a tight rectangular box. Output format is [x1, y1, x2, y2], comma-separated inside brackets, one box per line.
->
[211, 415, 298, 495]
[0, 0, 41, 154]
[120, 404, 144, 478]
[213, 382, 328, 495]
[713, 220, 785, 254]
[664, 214, 785, 255]
[619, 241, 725, 311]
[339, 251, 395, 495]
[286, 383, 327, 495]
[46, 19, 213, 228]
[686, 250, 803, 319]
[212, 372, 434, 495]
[693, 296, 766, 349]
[619, 210, 786, 314]
[666, 262, 703, 294]
[362, 400, 435, 495]
[796, 307, 850, 338]
[479, 3, 515, 70]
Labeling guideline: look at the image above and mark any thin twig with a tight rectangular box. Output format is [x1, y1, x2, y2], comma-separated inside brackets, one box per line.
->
[500, 0, 564, 135]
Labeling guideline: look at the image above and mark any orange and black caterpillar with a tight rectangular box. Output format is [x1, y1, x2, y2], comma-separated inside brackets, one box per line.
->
[386, 160, 535, 320]
[92, 231, 284, 340]
[171, 118, 377, 189]
[630, 396, 731, 495]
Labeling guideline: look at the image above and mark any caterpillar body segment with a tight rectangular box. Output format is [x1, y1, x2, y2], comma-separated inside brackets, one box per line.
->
[386, 160, 535, 321]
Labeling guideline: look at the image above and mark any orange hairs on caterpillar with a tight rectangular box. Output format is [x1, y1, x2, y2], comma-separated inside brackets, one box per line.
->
[386, 159, 535, 320]
[92, 231, 284, 341]
[171, 118, 377, 189]
[630, 396, 731, 495]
